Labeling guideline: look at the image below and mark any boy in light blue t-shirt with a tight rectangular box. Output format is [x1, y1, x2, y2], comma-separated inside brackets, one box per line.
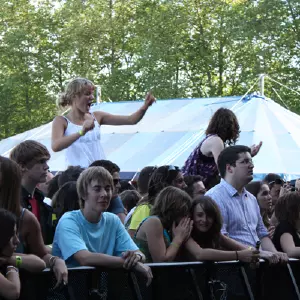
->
[52, 166, 152, 285]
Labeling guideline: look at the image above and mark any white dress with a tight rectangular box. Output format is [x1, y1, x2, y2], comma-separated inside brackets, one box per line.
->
[63, 114, 106, 168]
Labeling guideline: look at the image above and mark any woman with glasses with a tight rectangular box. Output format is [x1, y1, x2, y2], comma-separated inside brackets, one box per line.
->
[182, 108, 262, 189]
[128, 165, 187, 237]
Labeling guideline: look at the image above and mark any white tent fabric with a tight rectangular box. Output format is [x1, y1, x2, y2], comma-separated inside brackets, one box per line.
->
[1, 94, 300, 180]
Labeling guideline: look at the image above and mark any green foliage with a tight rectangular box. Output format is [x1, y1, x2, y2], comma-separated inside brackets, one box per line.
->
[0, 0, 299, 138]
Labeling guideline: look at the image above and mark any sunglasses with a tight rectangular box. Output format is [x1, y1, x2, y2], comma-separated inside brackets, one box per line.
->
[168, 165, 180, 172]
[113, 179, 121, 185]
[268, 178, 284, 186]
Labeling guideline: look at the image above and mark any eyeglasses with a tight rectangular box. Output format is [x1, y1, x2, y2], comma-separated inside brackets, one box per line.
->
[236, 158, 254, 165]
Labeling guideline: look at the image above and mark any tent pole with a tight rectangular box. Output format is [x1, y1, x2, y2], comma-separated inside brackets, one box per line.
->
[96, 86, 101, 104]
[259, 74, 265, 96]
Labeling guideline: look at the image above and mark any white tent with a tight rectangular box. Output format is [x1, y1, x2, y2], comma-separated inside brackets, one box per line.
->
[1, 94, 300, 180]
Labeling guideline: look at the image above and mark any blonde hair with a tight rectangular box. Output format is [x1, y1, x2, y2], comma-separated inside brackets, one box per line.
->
[57, 78, 95, 108]
[77, 166, 113, 208]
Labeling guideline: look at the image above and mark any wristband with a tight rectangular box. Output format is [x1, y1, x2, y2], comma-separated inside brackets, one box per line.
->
[6, 269, 19, 276]
[136, 253, 143, 262]
[16, 256, 22, 268]
[171, 242, 180, 249]
[6, 266, 18, 274]
[78, 129, 84, 136]
[49, 256, 59, 269]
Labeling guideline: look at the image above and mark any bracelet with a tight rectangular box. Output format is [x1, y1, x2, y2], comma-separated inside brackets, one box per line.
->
[171, 242, 181, 249]
[235, 251, 239, 261]
[6, 266, 18, 274]
[136, 253, 143, 262]
[16, 256, 22, 268]
[49, 256, 59, 269]
[6, 269, 19, 276]
[78, 129, 84, 136]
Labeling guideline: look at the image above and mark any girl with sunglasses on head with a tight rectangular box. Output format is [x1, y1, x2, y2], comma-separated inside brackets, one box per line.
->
[52, 78, 155, 168]
[128, 165, 187, 237]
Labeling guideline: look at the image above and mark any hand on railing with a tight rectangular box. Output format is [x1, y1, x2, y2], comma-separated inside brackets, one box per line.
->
[133, 262, 153, 286]
[52, 258, 68, 289]
[238, 249, 260, 264]
[122, 251, 143, 269]
[259, 251, 289, 265]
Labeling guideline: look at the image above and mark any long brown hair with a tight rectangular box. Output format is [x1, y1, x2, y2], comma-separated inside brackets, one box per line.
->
[0, 209, 17, 252]
[275, 192, 300, 227]
[206, 108, 240, 145]
[0, 156, 22, 217]
[191, 196, 222, 249]
[151, 186, 192, 230]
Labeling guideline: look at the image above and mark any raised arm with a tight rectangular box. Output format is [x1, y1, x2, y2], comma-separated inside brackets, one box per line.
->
[145, 217, 191, 262]
[201, 136, 224, 165]
[95, 92, 155, 126]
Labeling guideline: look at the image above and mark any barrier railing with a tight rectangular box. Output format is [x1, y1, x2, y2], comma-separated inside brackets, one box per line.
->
[18, 259, 300, 300]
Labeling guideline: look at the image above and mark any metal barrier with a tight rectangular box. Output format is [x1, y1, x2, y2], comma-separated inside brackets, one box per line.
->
[18, 259, 300, 300]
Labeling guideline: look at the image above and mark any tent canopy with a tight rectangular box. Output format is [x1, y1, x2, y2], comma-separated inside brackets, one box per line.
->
[1, 94, 300, 180]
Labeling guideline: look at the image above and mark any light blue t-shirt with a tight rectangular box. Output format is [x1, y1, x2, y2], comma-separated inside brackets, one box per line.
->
[52, 210, 138, 267]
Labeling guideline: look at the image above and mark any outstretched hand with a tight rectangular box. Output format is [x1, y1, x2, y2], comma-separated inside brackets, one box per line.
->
[250, 141, 263, 157]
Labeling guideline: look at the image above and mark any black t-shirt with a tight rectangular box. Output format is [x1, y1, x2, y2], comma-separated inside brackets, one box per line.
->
[107, 196, 125, 215]
[273, 221, 300, 252]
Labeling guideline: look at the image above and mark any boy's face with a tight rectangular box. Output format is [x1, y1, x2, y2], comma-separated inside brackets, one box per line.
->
[25, 157, 49, 184]
[84, 179, 113, 213]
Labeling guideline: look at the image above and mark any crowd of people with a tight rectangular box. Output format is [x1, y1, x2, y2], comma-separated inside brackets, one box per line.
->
[1, 78, 300, 299]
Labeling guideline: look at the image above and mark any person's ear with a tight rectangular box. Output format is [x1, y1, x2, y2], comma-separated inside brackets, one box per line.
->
[19, 163, 28, 174]
[226, 163, 234, 174]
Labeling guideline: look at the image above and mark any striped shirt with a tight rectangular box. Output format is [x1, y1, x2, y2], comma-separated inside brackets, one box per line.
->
[206, 179, 269, 247]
